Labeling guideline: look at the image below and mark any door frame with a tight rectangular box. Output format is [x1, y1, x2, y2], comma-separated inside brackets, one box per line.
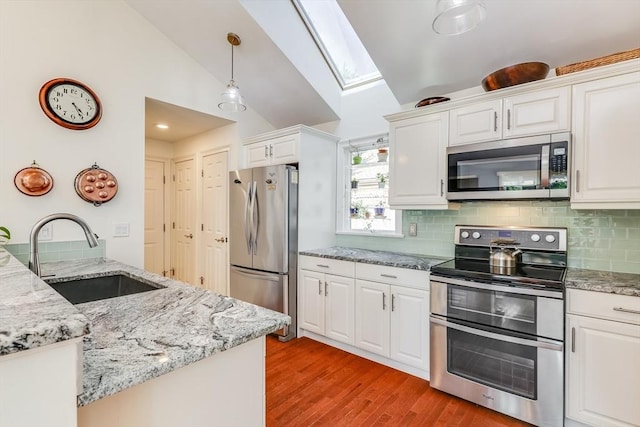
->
[145, 156, 172, 276]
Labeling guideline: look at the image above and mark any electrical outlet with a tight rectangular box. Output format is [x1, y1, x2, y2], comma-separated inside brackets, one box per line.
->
[113, 223, 130, 237]
[408, 223, 417, 237]
[39, 223, 53, 241]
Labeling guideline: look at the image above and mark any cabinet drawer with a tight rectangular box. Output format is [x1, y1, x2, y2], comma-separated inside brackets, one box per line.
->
[355, 263, 429, 290]
[567, 289, 640, 325]
[299, 255, 354, 277]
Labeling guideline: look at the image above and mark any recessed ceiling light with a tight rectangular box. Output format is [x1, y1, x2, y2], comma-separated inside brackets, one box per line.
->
[155, 123, 169, 130]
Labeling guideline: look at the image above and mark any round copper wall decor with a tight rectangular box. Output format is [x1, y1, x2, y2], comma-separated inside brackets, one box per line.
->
[14, 162, 53, 196]
[75, 163, 118, 206]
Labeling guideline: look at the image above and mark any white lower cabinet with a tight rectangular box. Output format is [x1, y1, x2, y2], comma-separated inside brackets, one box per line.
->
[389, 286, 430, 370]
[566, 289, 640, 427]
[355, 280, 390, 356]
[299, 256, 355, 345]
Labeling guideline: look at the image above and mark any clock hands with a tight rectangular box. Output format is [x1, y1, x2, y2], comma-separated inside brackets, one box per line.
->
[71, 102, 85, 119]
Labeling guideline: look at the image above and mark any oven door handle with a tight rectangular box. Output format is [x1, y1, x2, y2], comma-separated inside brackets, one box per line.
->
[430, 275, 562, 299]
[430, 315, 563, 351]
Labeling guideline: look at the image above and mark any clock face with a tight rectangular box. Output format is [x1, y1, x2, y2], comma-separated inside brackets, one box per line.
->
[39, 78, 102, 130]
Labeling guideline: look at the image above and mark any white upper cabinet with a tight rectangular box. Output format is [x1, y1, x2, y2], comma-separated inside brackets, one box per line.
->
[245, 133, 299, 167]
[449, 87, 570, 146]
[388, 111, 451, 209]
[571, 71, 640, 209]
[449, 99, 502, 145]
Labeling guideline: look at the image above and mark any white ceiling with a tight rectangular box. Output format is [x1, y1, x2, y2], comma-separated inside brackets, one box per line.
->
[132, 0, 640, 140]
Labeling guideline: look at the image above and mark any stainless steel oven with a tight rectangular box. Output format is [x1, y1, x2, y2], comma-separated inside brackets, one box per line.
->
[429, 225, 567, 427]
[447, 132, 570, 200]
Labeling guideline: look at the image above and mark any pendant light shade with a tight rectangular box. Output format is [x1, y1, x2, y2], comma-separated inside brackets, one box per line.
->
[219, 33, 247, 113]
[432, 0, 486, 36]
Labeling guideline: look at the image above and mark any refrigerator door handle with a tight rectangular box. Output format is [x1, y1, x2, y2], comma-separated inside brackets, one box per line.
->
[244, 181, 253, 255]
[231, 266, 281, 282]
[252, 180, 260, 255]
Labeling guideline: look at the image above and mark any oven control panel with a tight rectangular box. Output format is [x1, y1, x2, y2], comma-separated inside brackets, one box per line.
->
[455, 225, 567, 251]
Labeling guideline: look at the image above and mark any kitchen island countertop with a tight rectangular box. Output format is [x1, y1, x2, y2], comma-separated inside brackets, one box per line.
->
[299, 246, 449, 271]
[0, 254, 290, 406]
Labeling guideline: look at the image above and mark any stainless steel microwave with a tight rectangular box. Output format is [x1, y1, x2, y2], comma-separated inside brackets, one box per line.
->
[446, 132, 570, 201]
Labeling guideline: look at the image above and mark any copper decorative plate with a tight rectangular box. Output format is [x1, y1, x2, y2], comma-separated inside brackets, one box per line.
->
[415, 97, 450, 108]
[14, 162, 54, 196]
[74, 163, 118, 206]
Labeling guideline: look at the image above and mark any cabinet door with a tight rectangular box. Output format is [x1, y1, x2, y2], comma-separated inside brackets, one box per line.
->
[299, 269, 325, 335]
[390, 286, 429, 370]
[503, 87, 570, 138]
[246, 142, 270, 168]
[270, 134, 299, 165]
[571, 72, 640, 208]
[355, 280, 390, 357]
[566, 314, 640, 427]
[388, 111, 449, 209]
[325, 274, 355, 345]
[449, 99, 502, 145]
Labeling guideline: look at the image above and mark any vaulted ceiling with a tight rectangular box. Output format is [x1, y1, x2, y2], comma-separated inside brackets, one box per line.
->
[131, 0, 640, 141]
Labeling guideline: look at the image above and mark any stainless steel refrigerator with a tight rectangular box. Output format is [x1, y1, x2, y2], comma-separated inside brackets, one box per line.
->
[229, 165, 298, 342]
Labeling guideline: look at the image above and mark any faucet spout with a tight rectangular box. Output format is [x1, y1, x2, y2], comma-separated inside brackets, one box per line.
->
[29, 213, 99, 277]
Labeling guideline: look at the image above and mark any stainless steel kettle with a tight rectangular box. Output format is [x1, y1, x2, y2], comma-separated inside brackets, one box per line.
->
[489, 239, 522, 269]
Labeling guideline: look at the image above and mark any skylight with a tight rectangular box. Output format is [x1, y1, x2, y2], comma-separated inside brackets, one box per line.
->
[293, 0, 382, 89]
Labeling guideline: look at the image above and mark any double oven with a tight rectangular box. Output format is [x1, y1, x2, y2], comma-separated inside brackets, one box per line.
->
[429, 225, 567, 427]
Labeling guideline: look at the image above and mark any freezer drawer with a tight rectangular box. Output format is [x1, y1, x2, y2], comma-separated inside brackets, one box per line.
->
[230, 266, 290, 338]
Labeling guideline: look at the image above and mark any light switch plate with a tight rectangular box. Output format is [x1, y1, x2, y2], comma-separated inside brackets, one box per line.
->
[408, 223, 417, 237]
[113, 223, 130, 237]
[38, 223, 53, 241]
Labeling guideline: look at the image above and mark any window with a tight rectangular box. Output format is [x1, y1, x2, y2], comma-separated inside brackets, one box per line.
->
[337, 135, 402, 236]
[292, 0, 382, 89]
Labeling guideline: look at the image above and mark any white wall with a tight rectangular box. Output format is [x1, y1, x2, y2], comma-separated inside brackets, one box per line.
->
[0, 1, 271, 267]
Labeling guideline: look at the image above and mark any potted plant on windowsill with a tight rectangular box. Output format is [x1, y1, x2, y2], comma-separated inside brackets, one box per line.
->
[0, 226, 10, 247]
[374, 201, 386, 218]
[350, 200, 366, 219]
[377, 173, 388, 188]
[352, 149, 362, 165]
[351, 177, 359, 189]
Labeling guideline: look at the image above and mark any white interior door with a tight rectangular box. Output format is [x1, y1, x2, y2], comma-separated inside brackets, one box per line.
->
[173, 158, 196, 285]
[144, 159, 167, 275]
[201, 151, 228, 295]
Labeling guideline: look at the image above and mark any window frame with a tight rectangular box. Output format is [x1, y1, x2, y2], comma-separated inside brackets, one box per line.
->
[336, 134, 403, 237]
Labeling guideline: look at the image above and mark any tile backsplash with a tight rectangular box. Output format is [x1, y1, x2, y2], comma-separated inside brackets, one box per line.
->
[336, 201, 640, 274]
[4, 239, 106, 266]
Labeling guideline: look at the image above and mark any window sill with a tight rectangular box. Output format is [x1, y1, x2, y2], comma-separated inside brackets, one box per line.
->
[336, 230, 405, 239]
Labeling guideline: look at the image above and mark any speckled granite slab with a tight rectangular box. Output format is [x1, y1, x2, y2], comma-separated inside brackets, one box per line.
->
[299, 246, 449, 271]
[565, 268, 640, 297]
[37, 258, 290, 406]
[0, 249, 90, 355]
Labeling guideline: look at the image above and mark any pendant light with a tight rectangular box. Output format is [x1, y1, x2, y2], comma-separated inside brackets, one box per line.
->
[432, 0, 486, 36]
[218, 32, 247, 113]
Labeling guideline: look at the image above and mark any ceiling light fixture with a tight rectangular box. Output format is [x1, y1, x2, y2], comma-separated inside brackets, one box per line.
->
[432, 0, 486, 36]
[218, 32, 247, 113]
[155, 123, 169, 129]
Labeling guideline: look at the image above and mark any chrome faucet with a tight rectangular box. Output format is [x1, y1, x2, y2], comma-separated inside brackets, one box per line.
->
[29, 213, 99, 277]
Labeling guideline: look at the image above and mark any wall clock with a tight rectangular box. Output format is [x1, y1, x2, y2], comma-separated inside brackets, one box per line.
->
[39, 78, 102, 130]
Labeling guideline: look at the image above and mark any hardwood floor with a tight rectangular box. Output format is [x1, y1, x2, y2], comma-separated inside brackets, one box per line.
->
[266, 336, 532, 427]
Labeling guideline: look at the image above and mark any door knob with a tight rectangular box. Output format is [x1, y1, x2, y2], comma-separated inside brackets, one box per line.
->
[184, 233, 193, 239]
[214, 237, 226, 243]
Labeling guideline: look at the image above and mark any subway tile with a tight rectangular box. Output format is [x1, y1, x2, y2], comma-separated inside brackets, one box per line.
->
[610, 260, 640, 274]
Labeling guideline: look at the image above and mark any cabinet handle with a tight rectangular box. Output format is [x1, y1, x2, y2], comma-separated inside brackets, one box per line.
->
[264, 145, 269, 158]
[318, 279, 322, 295]
[382, 293, 386, 310]
[494, 111, 498, 132]
[613, 307, 640, 315]
[316, 264, 329, 268]
[325, 281, 328, 296]
[391, 294, 395, 312]
[571, 327, 575, 353]
[507, 109, 511, 130]
[380, 273, 397, 279]
[269, 144, 273, 157]
[576, 169, 580, 193]
[440, 179, 444, 197]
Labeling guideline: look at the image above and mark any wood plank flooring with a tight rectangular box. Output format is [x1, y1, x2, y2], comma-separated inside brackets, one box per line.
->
[266, 336, 532, 427]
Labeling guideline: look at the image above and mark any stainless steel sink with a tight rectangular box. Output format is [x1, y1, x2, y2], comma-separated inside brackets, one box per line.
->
[46, 274, 164, 304]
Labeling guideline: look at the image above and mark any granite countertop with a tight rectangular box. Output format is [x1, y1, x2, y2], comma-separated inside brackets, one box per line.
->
[0, 253, 290, 406]
[565, 268, 640, 297]
[299, 246, 449, 271]
[0, 249, 91, 356]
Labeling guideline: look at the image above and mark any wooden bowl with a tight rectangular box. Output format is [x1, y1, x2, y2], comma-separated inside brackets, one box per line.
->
[481, 62, 549, 92]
